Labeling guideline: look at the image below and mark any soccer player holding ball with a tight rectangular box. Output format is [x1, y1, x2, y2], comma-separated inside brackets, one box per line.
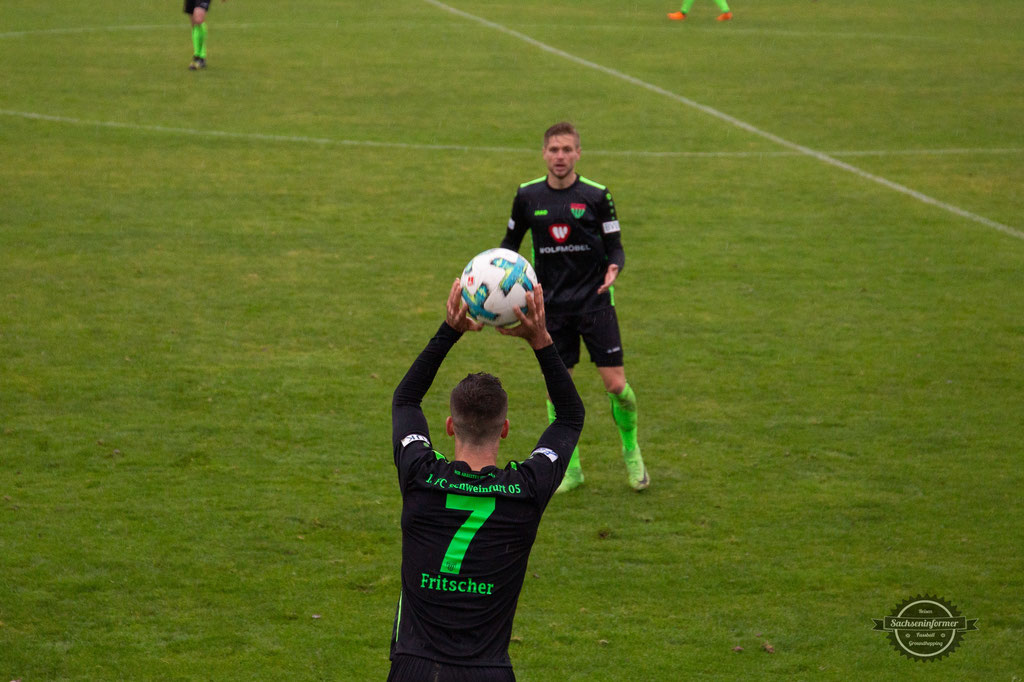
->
[501, 122, 649, 493]
[389, 281, 584, 680]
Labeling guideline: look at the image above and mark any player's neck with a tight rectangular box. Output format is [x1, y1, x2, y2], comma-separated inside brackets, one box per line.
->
[454, 443, 499, 472]
[546, 171, 577, 190]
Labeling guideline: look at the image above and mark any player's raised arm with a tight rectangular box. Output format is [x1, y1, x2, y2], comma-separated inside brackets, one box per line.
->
[500, 285, 584, 439]
[392, 280, 477, 453]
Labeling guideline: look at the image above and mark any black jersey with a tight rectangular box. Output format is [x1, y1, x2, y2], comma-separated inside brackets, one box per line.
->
[501, 175, 625, 316]
[390, 323, 584, 668]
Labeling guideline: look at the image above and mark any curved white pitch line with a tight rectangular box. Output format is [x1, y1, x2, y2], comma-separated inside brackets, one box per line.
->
[421, 0, 1023, 242]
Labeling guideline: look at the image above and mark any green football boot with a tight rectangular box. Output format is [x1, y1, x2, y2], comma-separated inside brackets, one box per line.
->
[623, 447, 649, 491]
[555, 467, 584, 494]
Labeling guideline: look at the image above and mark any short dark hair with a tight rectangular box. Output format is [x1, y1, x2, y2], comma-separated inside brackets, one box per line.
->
[450, 373, 508, 445]
[543, 121, 580, 148]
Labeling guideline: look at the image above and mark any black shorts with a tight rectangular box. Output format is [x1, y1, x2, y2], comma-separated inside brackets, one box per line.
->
[184, 0, 211, 14]
[387, 655, 515, 682]
[547, 306, 623, 368]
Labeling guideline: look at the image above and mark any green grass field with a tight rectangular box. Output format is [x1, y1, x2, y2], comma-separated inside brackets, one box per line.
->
[2, 1, 1023, 679]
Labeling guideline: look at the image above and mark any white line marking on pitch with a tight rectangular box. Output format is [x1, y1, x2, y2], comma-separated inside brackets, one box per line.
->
[422, 0, 1023, 242]
[586, 147, 1024, 159]
[5, 21, 1010, 47]
[4, 109, 1019, 162]
[0, 109, 533, 153]
[567, 25, 1017, 46]
[0, 24, 178, 38]
[0, 23, 277, 39]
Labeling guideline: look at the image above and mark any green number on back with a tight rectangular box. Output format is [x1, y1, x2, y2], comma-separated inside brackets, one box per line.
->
[440, 494, 496, 575]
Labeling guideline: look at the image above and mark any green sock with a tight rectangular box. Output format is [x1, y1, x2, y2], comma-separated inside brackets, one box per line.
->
[192, 23, 208, 59]
[681, 0, 729, 11]
[608, 383, 639, 452]
[548, 399, 582, 471]
[565, 445, 582, 471]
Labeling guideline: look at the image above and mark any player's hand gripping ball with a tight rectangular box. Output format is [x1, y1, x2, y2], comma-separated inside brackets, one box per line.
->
[460, 248, 539, 327]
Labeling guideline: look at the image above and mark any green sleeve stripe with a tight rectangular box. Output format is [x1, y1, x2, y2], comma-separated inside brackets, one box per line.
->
[394, 591, 402, 642]
[578, 176, 606, 190]
[520, 176, 547, 188]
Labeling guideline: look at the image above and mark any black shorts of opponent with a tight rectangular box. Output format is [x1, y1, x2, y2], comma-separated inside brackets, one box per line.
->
[547, 306, 624, 368]
[184, 0, 211, 14]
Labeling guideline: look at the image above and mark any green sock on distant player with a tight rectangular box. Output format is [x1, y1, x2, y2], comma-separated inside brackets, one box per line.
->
[608, 383, 639, 453]
[681, 0, 730, 12]
[547, 399, 582, 472]
[192, 23, 208, 59]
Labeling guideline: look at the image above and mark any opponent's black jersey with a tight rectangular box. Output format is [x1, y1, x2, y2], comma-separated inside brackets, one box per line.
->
[390, 323, 584, 668]
[501, 175, 625, 316]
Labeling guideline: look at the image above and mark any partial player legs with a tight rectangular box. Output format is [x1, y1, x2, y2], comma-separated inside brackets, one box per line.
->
[668, 0, 732, 21]
[608, 383, 638, 452]
[550, 399, 585, 493]
[551, 362, 648, 493]
[189, 8, 208, 69]
[603, 373, 649, 492]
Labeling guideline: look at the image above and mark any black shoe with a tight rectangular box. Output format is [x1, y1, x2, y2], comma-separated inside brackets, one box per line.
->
[188, 55, 200, 70]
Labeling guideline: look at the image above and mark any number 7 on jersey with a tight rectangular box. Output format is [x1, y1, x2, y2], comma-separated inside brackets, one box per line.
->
[440, 494, 496, 575]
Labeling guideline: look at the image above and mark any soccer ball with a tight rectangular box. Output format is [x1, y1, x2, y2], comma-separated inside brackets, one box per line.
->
[460, 248, 538, 327]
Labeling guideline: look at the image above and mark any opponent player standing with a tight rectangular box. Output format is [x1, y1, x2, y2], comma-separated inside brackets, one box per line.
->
[389, 281, 584, 680]
[501, 122, 648, 493]
[184, 0, 226, 70]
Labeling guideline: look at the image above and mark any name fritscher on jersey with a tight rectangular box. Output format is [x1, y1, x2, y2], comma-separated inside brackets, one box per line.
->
[390, 322, 583, 670]
[502, 175, 625, 315]
[390, 427, 573, 667]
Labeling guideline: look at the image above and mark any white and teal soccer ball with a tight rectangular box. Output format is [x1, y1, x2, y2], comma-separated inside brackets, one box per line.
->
[460, 248, 538, 327]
